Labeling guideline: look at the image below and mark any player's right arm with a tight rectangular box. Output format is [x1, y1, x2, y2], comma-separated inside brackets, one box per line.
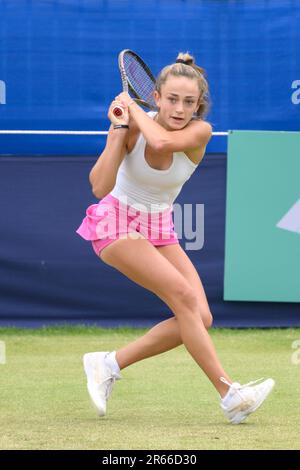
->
[89, 100, 129, 199]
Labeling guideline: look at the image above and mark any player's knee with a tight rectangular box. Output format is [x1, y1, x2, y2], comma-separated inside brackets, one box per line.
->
[171, 283, 199, 312]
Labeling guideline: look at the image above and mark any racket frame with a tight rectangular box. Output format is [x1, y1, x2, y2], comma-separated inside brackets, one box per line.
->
[118, 49, 157, 110]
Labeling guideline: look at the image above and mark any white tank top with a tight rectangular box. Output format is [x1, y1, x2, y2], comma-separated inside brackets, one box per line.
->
[110, 111, 198, 213]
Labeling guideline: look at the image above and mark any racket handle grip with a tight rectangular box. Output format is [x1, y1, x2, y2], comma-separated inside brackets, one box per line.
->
[112, 105, 124, 117]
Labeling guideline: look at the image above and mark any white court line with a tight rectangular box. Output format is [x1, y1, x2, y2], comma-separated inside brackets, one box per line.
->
[0, 130, 228, 136]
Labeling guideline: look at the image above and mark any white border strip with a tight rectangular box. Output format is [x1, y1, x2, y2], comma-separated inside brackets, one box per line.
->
[0, 130, 228, 136]
[0, 130, 108, 135]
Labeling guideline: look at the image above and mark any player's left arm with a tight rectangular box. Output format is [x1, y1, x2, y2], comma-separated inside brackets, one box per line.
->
[154, 119, 212, 153]
[116, 92, 212, 152]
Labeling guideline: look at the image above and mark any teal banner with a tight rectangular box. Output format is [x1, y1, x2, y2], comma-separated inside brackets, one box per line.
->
[224, 131, 300, 302]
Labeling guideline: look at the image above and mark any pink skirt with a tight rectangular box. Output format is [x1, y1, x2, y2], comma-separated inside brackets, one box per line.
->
[76, 194, 179, 257]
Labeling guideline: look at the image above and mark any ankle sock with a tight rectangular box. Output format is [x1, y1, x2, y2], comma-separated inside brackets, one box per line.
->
[221, 388, 232, 404]
[105, 351, 121, 377]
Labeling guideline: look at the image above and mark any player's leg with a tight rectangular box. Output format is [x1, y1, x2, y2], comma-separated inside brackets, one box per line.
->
[99, 234, 231, 397]
[114, 243, 213, 369]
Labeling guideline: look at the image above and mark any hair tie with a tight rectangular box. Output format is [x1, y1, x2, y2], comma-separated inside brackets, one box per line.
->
[175, 59, 189, 65]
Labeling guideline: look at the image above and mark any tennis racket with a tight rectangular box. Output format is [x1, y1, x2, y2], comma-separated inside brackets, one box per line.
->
[112, 49, 157, 117]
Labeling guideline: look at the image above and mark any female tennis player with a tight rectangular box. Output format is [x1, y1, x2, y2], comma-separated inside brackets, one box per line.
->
[76, 52, 275, 424]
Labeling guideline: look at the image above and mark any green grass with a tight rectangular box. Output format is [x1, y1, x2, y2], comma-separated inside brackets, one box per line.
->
[0, 326, 300, 450]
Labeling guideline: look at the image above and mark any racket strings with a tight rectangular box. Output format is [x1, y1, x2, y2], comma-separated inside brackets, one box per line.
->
[124, 55, 156, 107]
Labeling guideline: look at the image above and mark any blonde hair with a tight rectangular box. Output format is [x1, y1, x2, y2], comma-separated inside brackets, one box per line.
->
[155, 52, 210, 119]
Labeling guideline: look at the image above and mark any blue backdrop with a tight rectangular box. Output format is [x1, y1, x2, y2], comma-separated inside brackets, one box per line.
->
[0, 0, 300, 154]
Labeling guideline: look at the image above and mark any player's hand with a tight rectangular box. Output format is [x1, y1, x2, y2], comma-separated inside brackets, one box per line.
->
[115, 92, 134, 108]
[108, 99, 129, 126]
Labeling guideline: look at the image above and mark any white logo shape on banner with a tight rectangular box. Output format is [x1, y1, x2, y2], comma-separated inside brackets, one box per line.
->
[0, 80, 6, 104]
[276, 199, 300, 234]
[291, 80, 300, 105]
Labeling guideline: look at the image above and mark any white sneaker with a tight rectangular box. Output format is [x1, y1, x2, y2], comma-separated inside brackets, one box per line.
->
[83, 352, 121, 416]
[220, 376, 275, 424]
